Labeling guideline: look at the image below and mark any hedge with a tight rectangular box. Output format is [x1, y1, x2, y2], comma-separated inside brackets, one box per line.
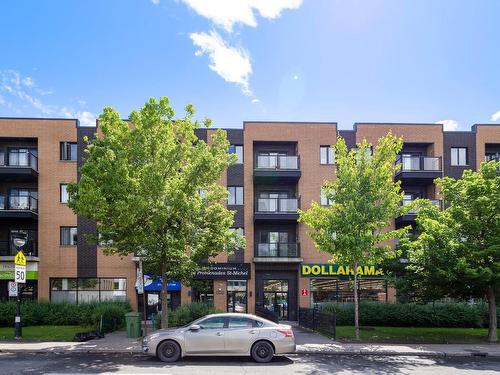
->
[318, 302, 500, 328]
[0, 301, 131, 333]
[168, 302, 222, 328]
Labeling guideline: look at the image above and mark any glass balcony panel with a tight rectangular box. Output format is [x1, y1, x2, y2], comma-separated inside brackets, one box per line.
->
[423, 157, 440, 171]
[256, 155, 298, 170]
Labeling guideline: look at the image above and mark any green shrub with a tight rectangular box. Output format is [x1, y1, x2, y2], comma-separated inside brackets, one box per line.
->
[318, 302, 498, 328]
[168, 302, 222, 328]
[0, 300, 131, 332]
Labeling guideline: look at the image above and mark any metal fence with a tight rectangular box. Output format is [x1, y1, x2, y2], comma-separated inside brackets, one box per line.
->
[298, 307, 336, 340]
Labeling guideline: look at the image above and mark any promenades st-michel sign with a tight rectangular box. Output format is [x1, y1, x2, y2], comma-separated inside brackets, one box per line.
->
[301, 263, 384, 277]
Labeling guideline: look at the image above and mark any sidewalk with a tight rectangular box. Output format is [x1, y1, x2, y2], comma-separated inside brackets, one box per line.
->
[0, 327, 499, 358]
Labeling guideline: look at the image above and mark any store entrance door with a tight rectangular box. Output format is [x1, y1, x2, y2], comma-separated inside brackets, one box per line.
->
[263, 291, 288, 320]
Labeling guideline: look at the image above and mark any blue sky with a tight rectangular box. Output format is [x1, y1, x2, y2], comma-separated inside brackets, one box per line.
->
[0, 0, 499, 130]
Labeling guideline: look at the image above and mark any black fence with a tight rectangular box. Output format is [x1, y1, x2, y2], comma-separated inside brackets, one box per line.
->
[298, 307, 336, 340]
[255, 304, 279, 324]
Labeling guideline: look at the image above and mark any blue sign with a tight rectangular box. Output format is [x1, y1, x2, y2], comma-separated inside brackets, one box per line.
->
[143, 273, 181, 292]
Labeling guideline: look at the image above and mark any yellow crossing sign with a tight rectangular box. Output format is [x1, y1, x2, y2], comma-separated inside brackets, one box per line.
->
[14, 251, 26, 266]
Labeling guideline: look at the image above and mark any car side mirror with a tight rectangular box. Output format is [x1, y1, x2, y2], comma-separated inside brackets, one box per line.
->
[189, 324, 200, 331]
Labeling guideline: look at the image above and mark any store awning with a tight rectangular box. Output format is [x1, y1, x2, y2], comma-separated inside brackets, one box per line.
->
[143, 273, 181, 292]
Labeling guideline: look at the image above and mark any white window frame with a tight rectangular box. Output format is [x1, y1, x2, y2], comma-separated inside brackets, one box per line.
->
[228, 186, 244, 205]
[320, 146, 335, 165]
[451, 147, 467, 166]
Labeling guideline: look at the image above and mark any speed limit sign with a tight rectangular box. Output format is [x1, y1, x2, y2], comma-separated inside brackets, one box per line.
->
[14, 264, 26, 283]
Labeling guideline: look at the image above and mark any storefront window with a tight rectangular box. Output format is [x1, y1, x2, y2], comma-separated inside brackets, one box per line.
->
[50, 278, 127, 304]
[263, 279, 288, 292]
[227, 280, 247, 313]
[310, 278, 387, 304]
[192, 280, 214, 307]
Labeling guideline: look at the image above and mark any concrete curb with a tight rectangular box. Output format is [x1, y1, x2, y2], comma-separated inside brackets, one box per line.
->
[1, 348, 499, 358]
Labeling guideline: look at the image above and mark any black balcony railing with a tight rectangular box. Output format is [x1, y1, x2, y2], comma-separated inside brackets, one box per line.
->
[256, 243, 300, 257]
[255, 155, 300, 170]
[255, 197, 299, 213]
[401, 198, 442, 214]
[0, 240, 38, 257]
[395, 155, 442, 173]
[0, 195, 38, 212]
[0, 150, 38, 171]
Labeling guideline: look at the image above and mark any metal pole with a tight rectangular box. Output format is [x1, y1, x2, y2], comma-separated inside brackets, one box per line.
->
[140, 258, 148, 337]
[15, 283, 21, 339]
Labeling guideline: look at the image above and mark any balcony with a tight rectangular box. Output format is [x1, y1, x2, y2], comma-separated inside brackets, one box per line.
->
[0, 240, 38, 258]
[255, 242, 300, 258]
[254, 155, 301, 184]
[254, 197, 300, 222]
[0, 150, 38, 181]
[396, 198, 442, 227]
[0, 195, 38, 219]
[395, 155, 442, 184]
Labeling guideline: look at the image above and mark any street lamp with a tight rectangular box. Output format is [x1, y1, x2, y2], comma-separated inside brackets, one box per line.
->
[13, 235, 26, 340]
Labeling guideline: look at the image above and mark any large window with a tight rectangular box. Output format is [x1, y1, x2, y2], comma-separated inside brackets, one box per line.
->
[310, 278, 387, 303]
[228, 186, 244, 205]
[320, 188, 334, 206]
[60, 184, 69, 203]
[229, 145, 243, 164]
[320, 146, 335, 165]
[60, 227, 77, 246]
[451, 147, 467, 166]
[50, 278, 127, 303]
[60, 142, 77, 161]
[227, 280, 247, 313]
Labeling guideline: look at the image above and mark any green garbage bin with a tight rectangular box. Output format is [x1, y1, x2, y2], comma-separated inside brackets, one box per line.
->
[125, 312, 141, 338]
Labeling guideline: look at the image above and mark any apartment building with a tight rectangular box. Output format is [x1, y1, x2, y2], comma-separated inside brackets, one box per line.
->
[0, 118, 498, 322]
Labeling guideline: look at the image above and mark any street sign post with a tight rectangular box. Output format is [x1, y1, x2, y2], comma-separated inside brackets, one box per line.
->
[14, 250, 26, 340]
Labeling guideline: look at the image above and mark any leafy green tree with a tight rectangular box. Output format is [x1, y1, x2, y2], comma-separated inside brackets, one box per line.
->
[68, 97, 241, 328]
[299, 132, 411, 339]
[403, 161, 500, 342]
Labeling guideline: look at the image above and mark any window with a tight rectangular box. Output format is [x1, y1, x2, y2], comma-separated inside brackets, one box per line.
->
[320, 188, 334, 206]
[228, 186, 243, 205]
[229, 227, 244, 237]
[229, 145, 243, 164]
[320, 146, 335, 165]
[60, 142, 77, 161]
[60, 184, 69, 203]
[451, 147, 467, 166]
[50, 277, 126, 303]
[198, 316, 225, 329]
[228, 317, 255, 329]
[60, 227, 77, 245]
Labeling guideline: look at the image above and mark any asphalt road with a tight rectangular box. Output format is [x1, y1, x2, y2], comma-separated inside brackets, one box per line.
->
[1, 352, 500, 375]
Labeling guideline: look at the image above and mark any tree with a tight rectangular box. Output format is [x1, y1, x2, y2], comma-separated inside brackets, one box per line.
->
[68, 97, 241, 328]
[403, 161, 500, 342]
[299, 132, 411, 339]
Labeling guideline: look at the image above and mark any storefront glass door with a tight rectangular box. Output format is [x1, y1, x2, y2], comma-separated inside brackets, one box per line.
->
[263, 280, 289, 320]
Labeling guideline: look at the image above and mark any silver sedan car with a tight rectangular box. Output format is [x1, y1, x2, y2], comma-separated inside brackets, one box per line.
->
[142, 313, 296, 363]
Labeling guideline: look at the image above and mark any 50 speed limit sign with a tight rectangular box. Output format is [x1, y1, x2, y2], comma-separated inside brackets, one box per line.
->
[15, 264, 26, 283]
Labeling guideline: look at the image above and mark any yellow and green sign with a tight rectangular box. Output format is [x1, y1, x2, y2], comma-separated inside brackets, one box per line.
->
[301, 263, 384, 278]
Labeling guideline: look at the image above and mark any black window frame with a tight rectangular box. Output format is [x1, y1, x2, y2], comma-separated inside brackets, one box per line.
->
[320, 145, 335, 165]
[229, 145, 244, 164]
[60, 142, 78, 161]
[60, 226, 78, 246]
[228, 186, 244, 205]
[60, 183, 69, 204]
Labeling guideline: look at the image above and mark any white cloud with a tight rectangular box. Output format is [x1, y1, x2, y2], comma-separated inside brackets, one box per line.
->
[76, 111, 96, 127]
[151, 0, 160, 5]
[0, 69, 95, 126]
[436, 119, 459, 131]
[182, 0, 302, 32]
[190, 30, 252, 95]
[181, 0, 303, 100]
[490, 110, 500, 122]
[251, 98, 260, 104]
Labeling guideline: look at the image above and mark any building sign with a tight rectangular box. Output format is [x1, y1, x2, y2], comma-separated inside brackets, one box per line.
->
[143, 274, 181, 292]
[301, 263, 384, 278]
[194, 263, 251, 280]
[0, 262, 38, 280]
[301, 288, 309, 297]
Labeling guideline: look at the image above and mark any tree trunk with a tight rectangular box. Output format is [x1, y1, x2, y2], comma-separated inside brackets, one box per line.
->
[487, 285, 497, 343]
[353, 262, 360, 340]
[160, 259, 169, 329]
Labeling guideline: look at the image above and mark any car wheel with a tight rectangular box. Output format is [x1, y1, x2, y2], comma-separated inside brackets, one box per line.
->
[251, 341, 274, 363]
[157, 340, 181, 363]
